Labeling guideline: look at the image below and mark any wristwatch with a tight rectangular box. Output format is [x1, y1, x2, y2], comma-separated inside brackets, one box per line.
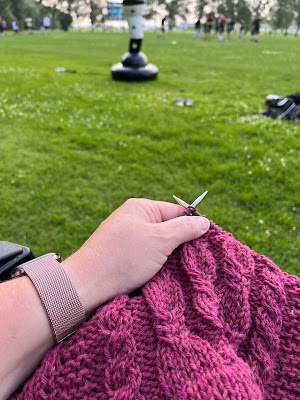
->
[11, 253, 86, 343]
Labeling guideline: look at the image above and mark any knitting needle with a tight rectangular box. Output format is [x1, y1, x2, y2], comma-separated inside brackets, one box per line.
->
[191, 191, 208, 208]
[173, 195, 189, 209]
[173, 191, 208, 216]
[172, 195, 190, 216]
[173, 192, 220, 231]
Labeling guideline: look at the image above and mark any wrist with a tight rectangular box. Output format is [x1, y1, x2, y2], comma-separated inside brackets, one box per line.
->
[62, 249, 115, 316]
[12, 254, 86, 343]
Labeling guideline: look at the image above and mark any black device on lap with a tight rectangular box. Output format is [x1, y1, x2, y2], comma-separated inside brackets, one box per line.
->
[0, 241, 34, 282]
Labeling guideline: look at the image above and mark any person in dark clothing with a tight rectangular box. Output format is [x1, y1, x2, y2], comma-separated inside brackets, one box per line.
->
[204, 15, 214, 39]
[1, 18, 7, 35]
[194, 19, 201, 40]
[250, 14, 260, 42]
[216, 14, 226, 41]
[226, 17, 235, 41]
[239, 18, 245, 40]
[159, 16, 167, 38]
[250, 18, 254, 37]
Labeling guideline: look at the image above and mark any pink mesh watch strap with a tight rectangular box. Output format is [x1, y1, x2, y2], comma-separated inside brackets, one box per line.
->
[23, 255, 86, 343]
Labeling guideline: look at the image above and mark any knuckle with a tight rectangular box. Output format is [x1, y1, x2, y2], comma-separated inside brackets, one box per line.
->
[123, 198, 150, 213]
[124, 198, 146, 206]
[124, 198, 138, 206]
[123, 198, 141, 210]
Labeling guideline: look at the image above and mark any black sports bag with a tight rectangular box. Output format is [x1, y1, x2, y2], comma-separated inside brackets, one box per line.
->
[262, 92, 300, 120]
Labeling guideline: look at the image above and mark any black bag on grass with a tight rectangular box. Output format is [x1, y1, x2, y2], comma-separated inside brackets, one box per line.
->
[262, 92, 300, 120]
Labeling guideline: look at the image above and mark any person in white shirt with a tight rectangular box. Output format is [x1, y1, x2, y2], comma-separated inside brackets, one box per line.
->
[12, 18, 19, 36]
[24, 17, 33, 34]
[43, 16, 50, 33]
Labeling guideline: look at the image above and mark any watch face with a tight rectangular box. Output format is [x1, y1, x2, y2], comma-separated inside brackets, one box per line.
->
[10, 253, 60, 279]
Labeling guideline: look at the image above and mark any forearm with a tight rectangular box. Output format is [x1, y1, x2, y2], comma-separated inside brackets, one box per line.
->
[0, 251, 113, 400]
[0, 276, 54, 399]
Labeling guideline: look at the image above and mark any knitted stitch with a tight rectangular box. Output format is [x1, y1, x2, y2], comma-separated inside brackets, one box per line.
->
[11, 225, 300, 400]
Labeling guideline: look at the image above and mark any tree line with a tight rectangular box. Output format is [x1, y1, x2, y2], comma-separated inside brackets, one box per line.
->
[0, 0, 299, 35]
[0, 0, 72, 30]
[145, 0, 300, 36]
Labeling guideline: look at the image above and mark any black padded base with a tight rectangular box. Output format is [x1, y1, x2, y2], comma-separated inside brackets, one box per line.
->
[111, 63, 158, 81]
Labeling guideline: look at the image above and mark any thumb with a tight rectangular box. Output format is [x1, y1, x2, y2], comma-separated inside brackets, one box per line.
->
[158, 216, 210, 249]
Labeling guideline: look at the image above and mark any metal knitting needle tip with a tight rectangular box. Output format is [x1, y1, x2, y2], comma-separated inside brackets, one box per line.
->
[191, 191, 208, 208]
[173, 195, 189, 209]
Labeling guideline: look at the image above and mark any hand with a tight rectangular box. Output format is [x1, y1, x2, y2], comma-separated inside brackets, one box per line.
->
[62, 198, 210, 315]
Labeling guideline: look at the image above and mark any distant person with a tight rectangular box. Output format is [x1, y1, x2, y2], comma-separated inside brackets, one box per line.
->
[194, 19, 201, 40]
[40, 19, 44, 32]
[250, 14, 260, 42]
[214, 17, 218, 34]
[216, 15, 226, 41]
[226, 17, 235, 41]
[0, 16, 2, 35]
[12, 18, 19, 36]
[159, 16, 167, 38]
[239, 18, 245, 40]
[204, 15, 214, 39]
[43, 15, 51, 33]
[250, 18, 254, 38]
[24, 17, 33, 34]
[253, 14, 260, 42]
[1, 18, 7, 35]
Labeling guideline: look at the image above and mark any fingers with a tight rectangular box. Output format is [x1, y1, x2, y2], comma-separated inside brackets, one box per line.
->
[157, 216, 210, 249]
[122, 198, 185, 222]
[120, 199, 210, 249]
[149, 200, 186, 221]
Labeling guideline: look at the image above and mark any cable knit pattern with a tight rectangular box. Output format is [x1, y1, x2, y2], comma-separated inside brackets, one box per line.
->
[11, 225, 300, 400]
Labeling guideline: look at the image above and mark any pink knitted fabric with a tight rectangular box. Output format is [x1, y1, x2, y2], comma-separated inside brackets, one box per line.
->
[11, 225, 300, 400]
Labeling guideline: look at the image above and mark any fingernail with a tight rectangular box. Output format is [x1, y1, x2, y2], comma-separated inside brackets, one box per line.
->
[199, 217, 210, 231]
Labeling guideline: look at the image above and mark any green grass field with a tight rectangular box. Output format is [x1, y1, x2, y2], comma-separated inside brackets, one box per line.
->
[0, 30, 299, 275]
